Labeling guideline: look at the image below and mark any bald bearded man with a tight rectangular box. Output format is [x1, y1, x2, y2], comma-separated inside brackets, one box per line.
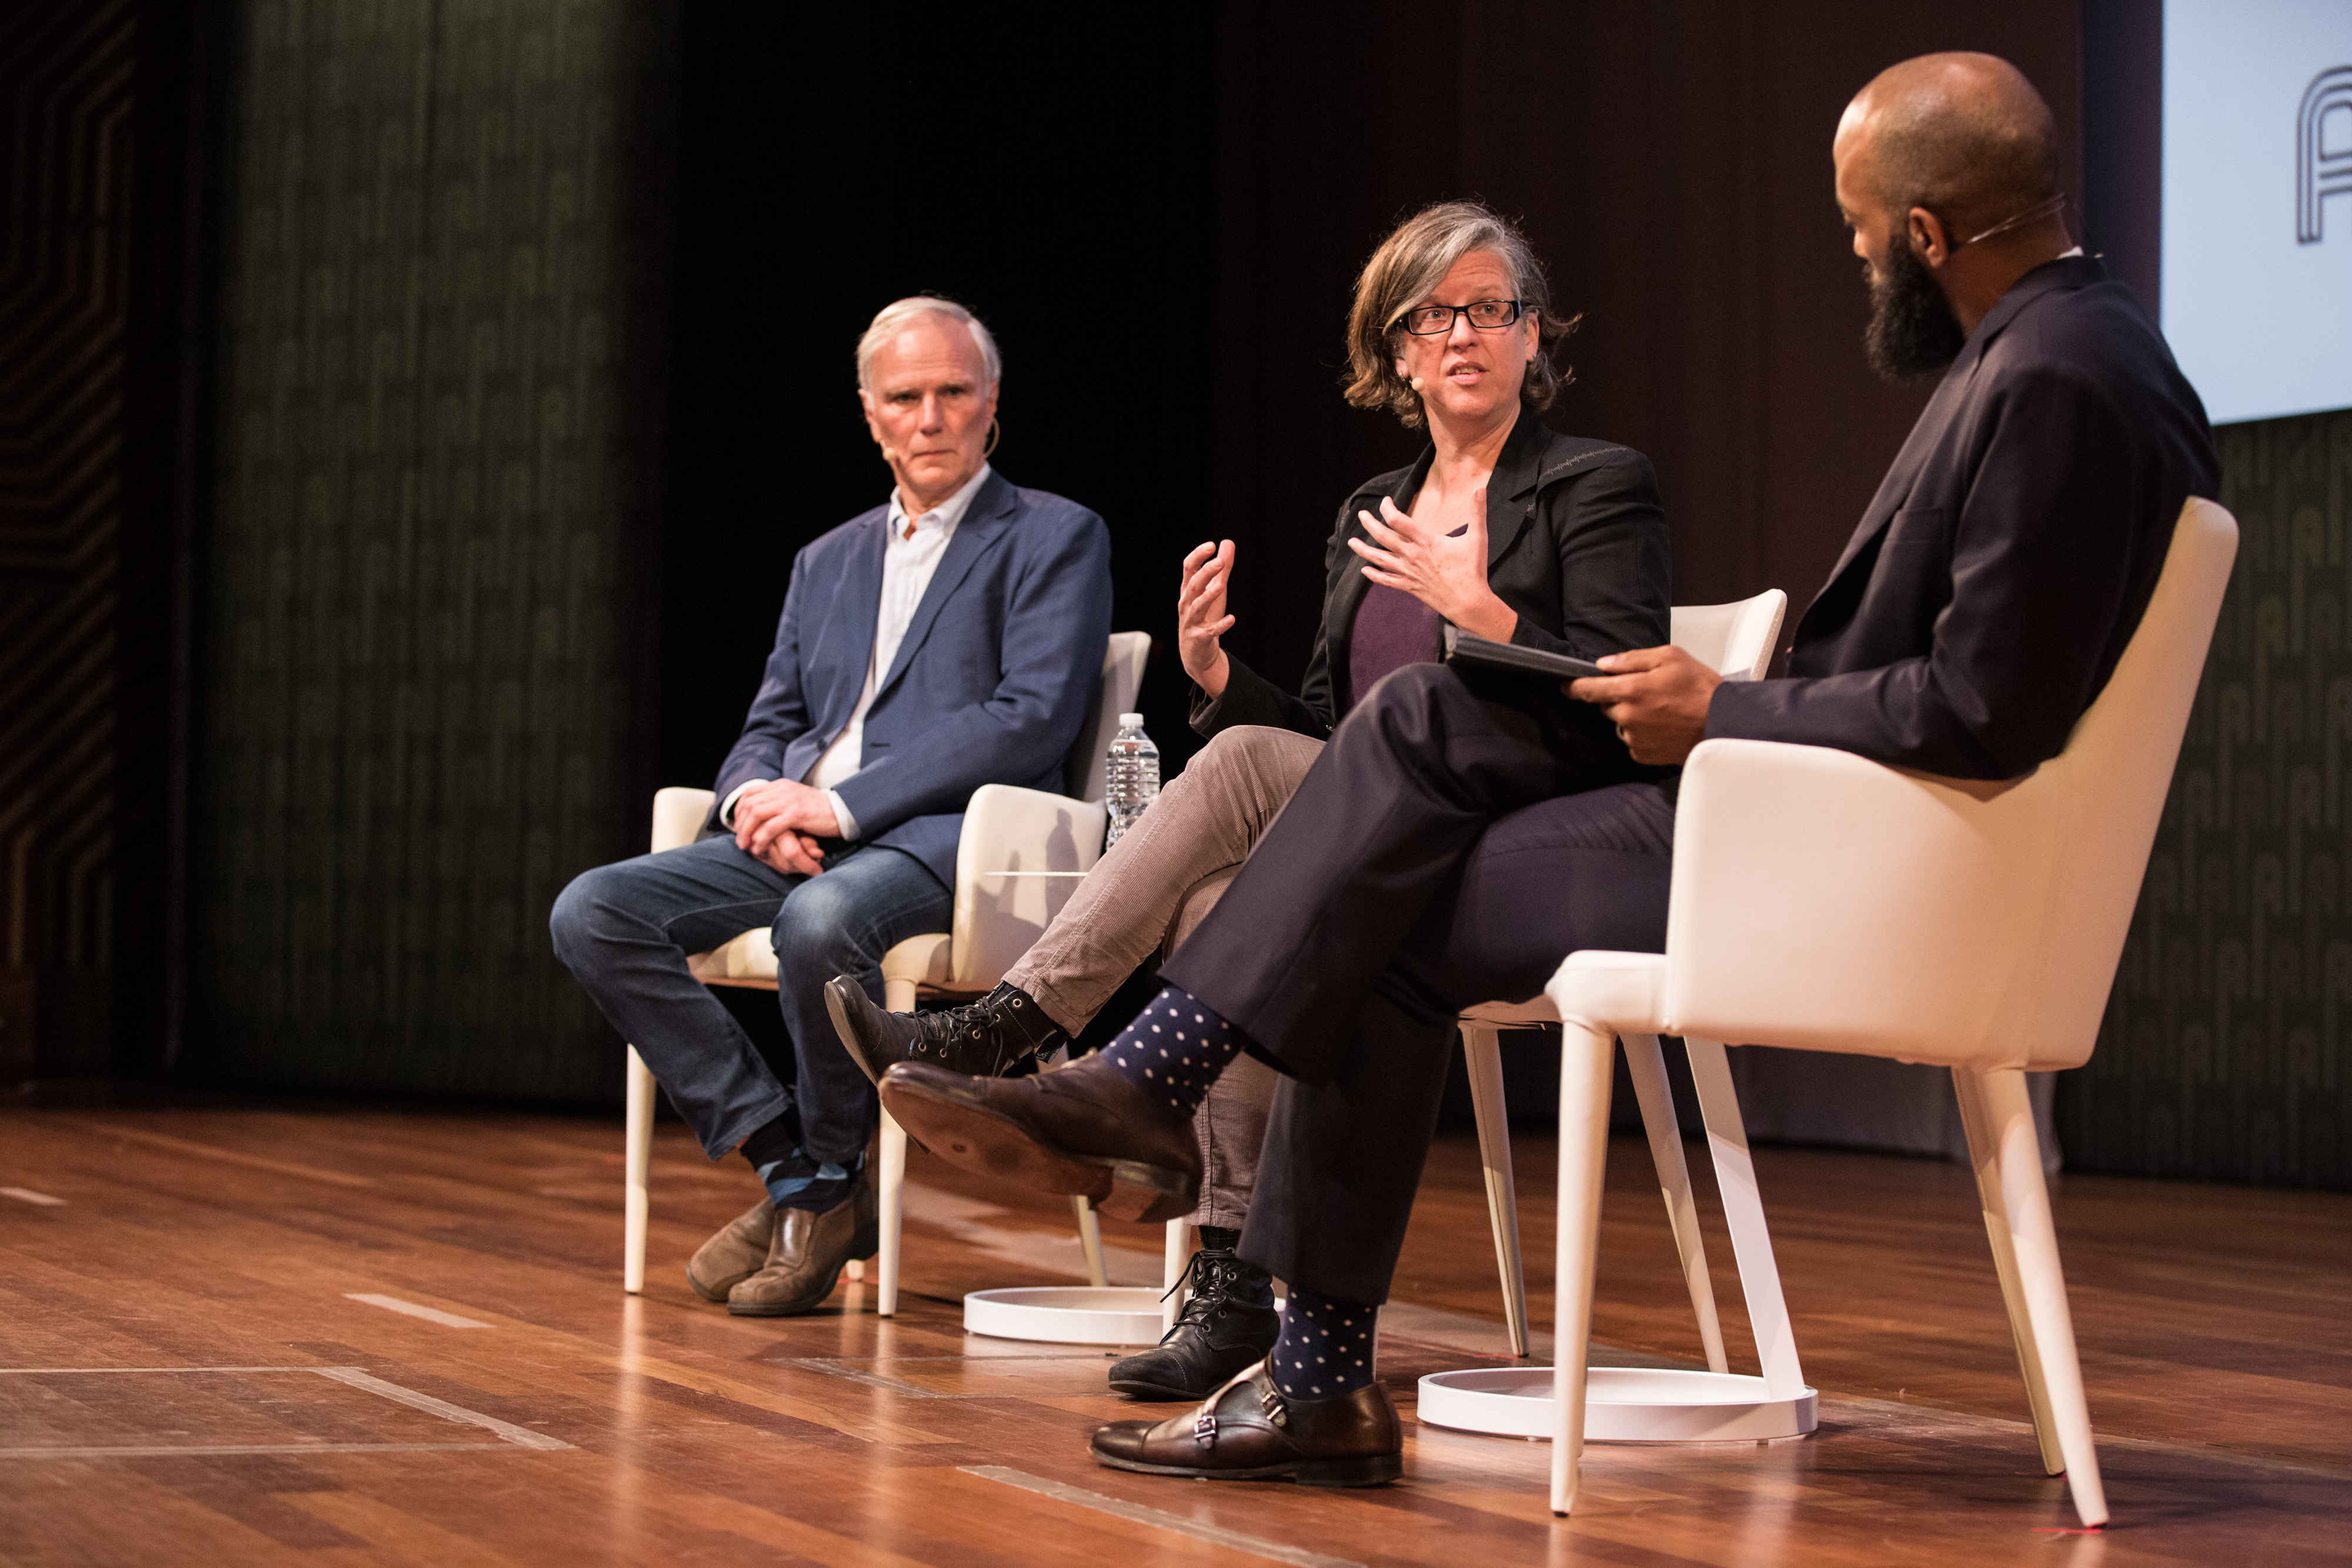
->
[878, 54, 2219, 1487]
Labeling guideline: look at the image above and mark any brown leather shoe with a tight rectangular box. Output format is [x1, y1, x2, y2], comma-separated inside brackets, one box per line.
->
[1090, 1360, 1402, 1486]
[725, 1180, 877, 1317]
[686, 1198, 776, 1302]
[878, 1052, 1200, 1222]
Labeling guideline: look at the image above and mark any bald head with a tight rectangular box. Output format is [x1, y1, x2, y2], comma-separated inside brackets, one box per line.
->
[1838, 53, 2059, 242]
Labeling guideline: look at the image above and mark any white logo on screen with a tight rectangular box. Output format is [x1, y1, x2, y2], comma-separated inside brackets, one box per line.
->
[2299, 66, 2352, 243]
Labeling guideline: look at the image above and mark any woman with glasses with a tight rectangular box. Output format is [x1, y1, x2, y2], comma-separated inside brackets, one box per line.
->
[824, 198, 1671, 1399]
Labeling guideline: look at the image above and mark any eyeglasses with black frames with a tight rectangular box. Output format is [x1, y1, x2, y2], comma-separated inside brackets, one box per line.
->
[1396, 299, 1527, 335]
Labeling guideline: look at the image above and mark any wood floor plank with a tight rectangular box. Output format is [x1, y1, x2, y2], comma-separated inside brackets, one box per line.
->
[1, 1092, 2345, 1566]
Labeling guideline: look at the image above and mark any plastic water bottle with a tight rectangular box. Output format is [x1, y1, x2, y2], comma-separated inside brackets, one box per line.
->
[1104, 712, 1160, 848]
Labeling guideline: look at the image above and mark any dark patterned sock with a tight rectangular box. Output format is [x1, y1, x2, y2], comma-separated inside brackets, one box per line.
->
[739, 1114, 856, 1213]
[1098, 985, 1247, 1117]
[1268, 1286, 1378, 1400]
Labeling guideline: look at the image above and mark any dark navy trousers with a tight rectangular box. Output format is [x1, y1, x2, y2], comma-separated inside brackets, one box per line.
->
[1162, 663, 1676, 1302]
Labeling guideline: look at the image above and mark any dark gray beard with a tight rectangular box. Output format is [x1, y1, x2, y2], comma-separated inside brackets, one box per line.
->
[1863, 239, 1965, 382]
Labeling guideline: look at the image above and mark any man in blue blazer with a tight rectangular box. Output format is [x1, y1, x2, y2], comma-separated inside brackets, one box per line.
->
[552, 296, 1111, 1315]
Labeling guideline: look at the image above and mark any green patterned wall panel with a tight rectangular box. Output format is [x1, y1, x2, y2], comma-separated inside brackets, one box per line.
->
[196, 0, 666, 1099]
[2067, 407, 2352, 1187]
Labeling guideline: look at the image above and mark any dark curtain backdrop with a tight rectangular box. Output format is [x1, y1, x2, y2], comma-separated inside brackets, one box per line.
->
[655, 9, 1217, 793]
[189, 0, 672, 1099]
[0, 0, 202, 1083]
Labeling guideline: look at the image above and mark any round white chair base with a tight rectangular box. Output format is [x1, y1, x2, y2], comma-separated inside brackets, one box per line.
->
[963, 1287, 1167, 1346]
[1417, 1366, 1818, 1443]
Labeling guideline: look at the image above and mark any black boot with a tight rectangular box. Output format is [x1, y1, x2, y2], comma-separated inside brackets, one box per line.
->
[825, 977, 1067, 1085]
[1109, 1245, 1279, 1400]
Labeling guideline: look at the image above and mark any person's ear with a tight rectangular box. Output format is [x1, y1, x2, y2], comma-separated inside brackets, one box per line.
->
[1908, 206, 1952, 268]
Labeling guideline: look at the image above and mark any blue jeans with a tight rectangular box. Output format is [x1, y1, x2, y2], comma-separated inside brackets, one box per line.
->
[550, 834, 951, 1166]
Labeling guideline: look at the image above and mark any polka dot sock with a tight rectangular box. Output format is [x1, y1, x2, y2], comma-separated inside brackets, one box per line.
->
[1098, 985, 1246, 1118]
[1267, 1286, 1378, 1400]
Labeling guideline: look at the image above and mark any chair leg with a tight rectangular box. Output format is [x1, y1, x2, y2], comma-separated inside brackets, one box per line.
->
[1682, 1038, 1805, 1399]
[1953, 1066, 2064, 1476]
[876, 1110, 907, 1318]
[1955, 1066, 2107, 1528]
[1071, 1196, 1110, 1288]
[623, 1047, 654, 1296]
[875, 971, 924, 1319]
[1162, 1220, 1191, 1332]
[1461, 1022, 1532, 1358]
[1622, 1032, 1728, 1374]
[1550, 1022, 1616, 1516]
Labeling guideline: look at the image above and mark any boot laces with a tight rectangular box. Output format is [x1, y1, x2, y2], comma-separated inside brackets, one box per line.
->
[908, 992, 1036, 1074]
[1158, 1249, 1251, 1340]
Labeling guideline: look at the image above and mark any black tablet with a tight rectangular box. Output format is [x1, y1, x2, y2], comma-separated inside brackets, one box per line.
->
[1441, 626, 1610, 681]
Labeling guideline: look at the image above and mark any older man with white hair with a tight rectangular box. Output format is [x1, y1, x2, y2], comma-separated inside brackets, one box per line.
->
[552, 296, 1111, 1315]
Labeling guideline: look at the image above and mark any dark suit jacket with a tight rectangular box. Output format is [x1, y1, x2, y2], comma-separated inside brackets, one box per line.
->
[1709, 256, 2219, 778]
[709, 470, 1113, 885]
[1191, 410, 1673, 741]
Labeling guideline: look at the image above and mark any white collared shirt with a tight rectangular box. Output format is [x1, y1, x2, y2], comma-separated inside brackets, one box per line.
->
[721, 463, 993, 842]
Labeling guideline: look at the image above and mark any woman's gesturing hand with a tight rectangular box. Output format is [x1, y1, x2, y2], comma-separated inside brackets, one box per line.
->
[1348, 490, 1517, 643]
[1177, 538, 1237, 699]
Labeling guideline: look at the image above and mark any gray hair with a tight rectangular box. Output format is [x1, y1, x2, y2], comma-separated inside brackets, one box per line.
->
[1342, 200, 1578, 429]
[855, 296, 1002, 390]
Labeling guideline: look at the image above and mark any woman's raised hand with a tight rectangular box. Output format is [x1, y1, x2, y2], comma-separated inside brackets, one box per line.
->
[1177, 538, 1237, 698]
[1348, 490, 1518, 643]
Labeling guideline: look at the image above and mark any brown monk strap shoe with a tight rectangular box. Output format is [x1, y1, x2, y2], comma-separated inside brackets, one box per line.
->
[725, 1179, 877, 1318]
[686, 1198, 776, 1302]
[878, 1052, 1200, 1223]
[1090, 1359, 1402, 1486]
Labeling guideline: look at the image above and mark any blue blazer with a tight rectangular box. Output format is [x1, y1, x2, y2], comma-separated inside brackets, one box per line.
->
[709, 470, 1114, 885]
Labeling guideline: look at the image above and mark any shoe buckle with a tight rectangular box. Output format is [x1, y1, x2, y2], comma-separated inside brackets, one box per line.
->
[1192, 1409, 1218, 1447]
[1259, 1385, 1288, 1427]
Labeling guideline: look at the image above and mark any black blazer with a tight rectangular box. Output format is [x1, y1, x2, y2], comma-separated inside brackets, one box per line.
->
[1191, 411, 1673, 741]
[1709, 256, 2219, 780]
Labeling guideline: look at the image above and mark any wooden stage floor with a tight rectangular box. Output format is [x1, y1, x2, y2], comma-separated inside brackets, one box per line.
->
[0, 1088, 2345, 1566]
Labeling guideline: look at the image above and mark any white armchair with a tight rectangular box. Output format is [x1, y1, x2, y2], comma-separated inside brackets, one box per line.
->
[620, 633, 1152, 1309]
[1532, 498, 2237, 1523]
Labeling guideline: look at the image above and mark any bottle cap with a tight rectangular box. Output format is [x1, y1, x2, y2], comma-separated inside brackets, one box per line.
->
[1120, 712, 1145, 727]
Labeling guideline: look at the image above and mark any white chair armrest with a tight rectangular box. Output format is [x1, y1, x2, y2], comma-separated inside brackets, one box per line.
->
[688, 928, 778, 987]
[1460, 997, 1559, 1028]
[949, 783, 1107, 989]
[652, 787, 716, 854]
[1545, 951, 1669, 1035]
[1666, 738, 2056, 1066]
[881, 932, 954, 991]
